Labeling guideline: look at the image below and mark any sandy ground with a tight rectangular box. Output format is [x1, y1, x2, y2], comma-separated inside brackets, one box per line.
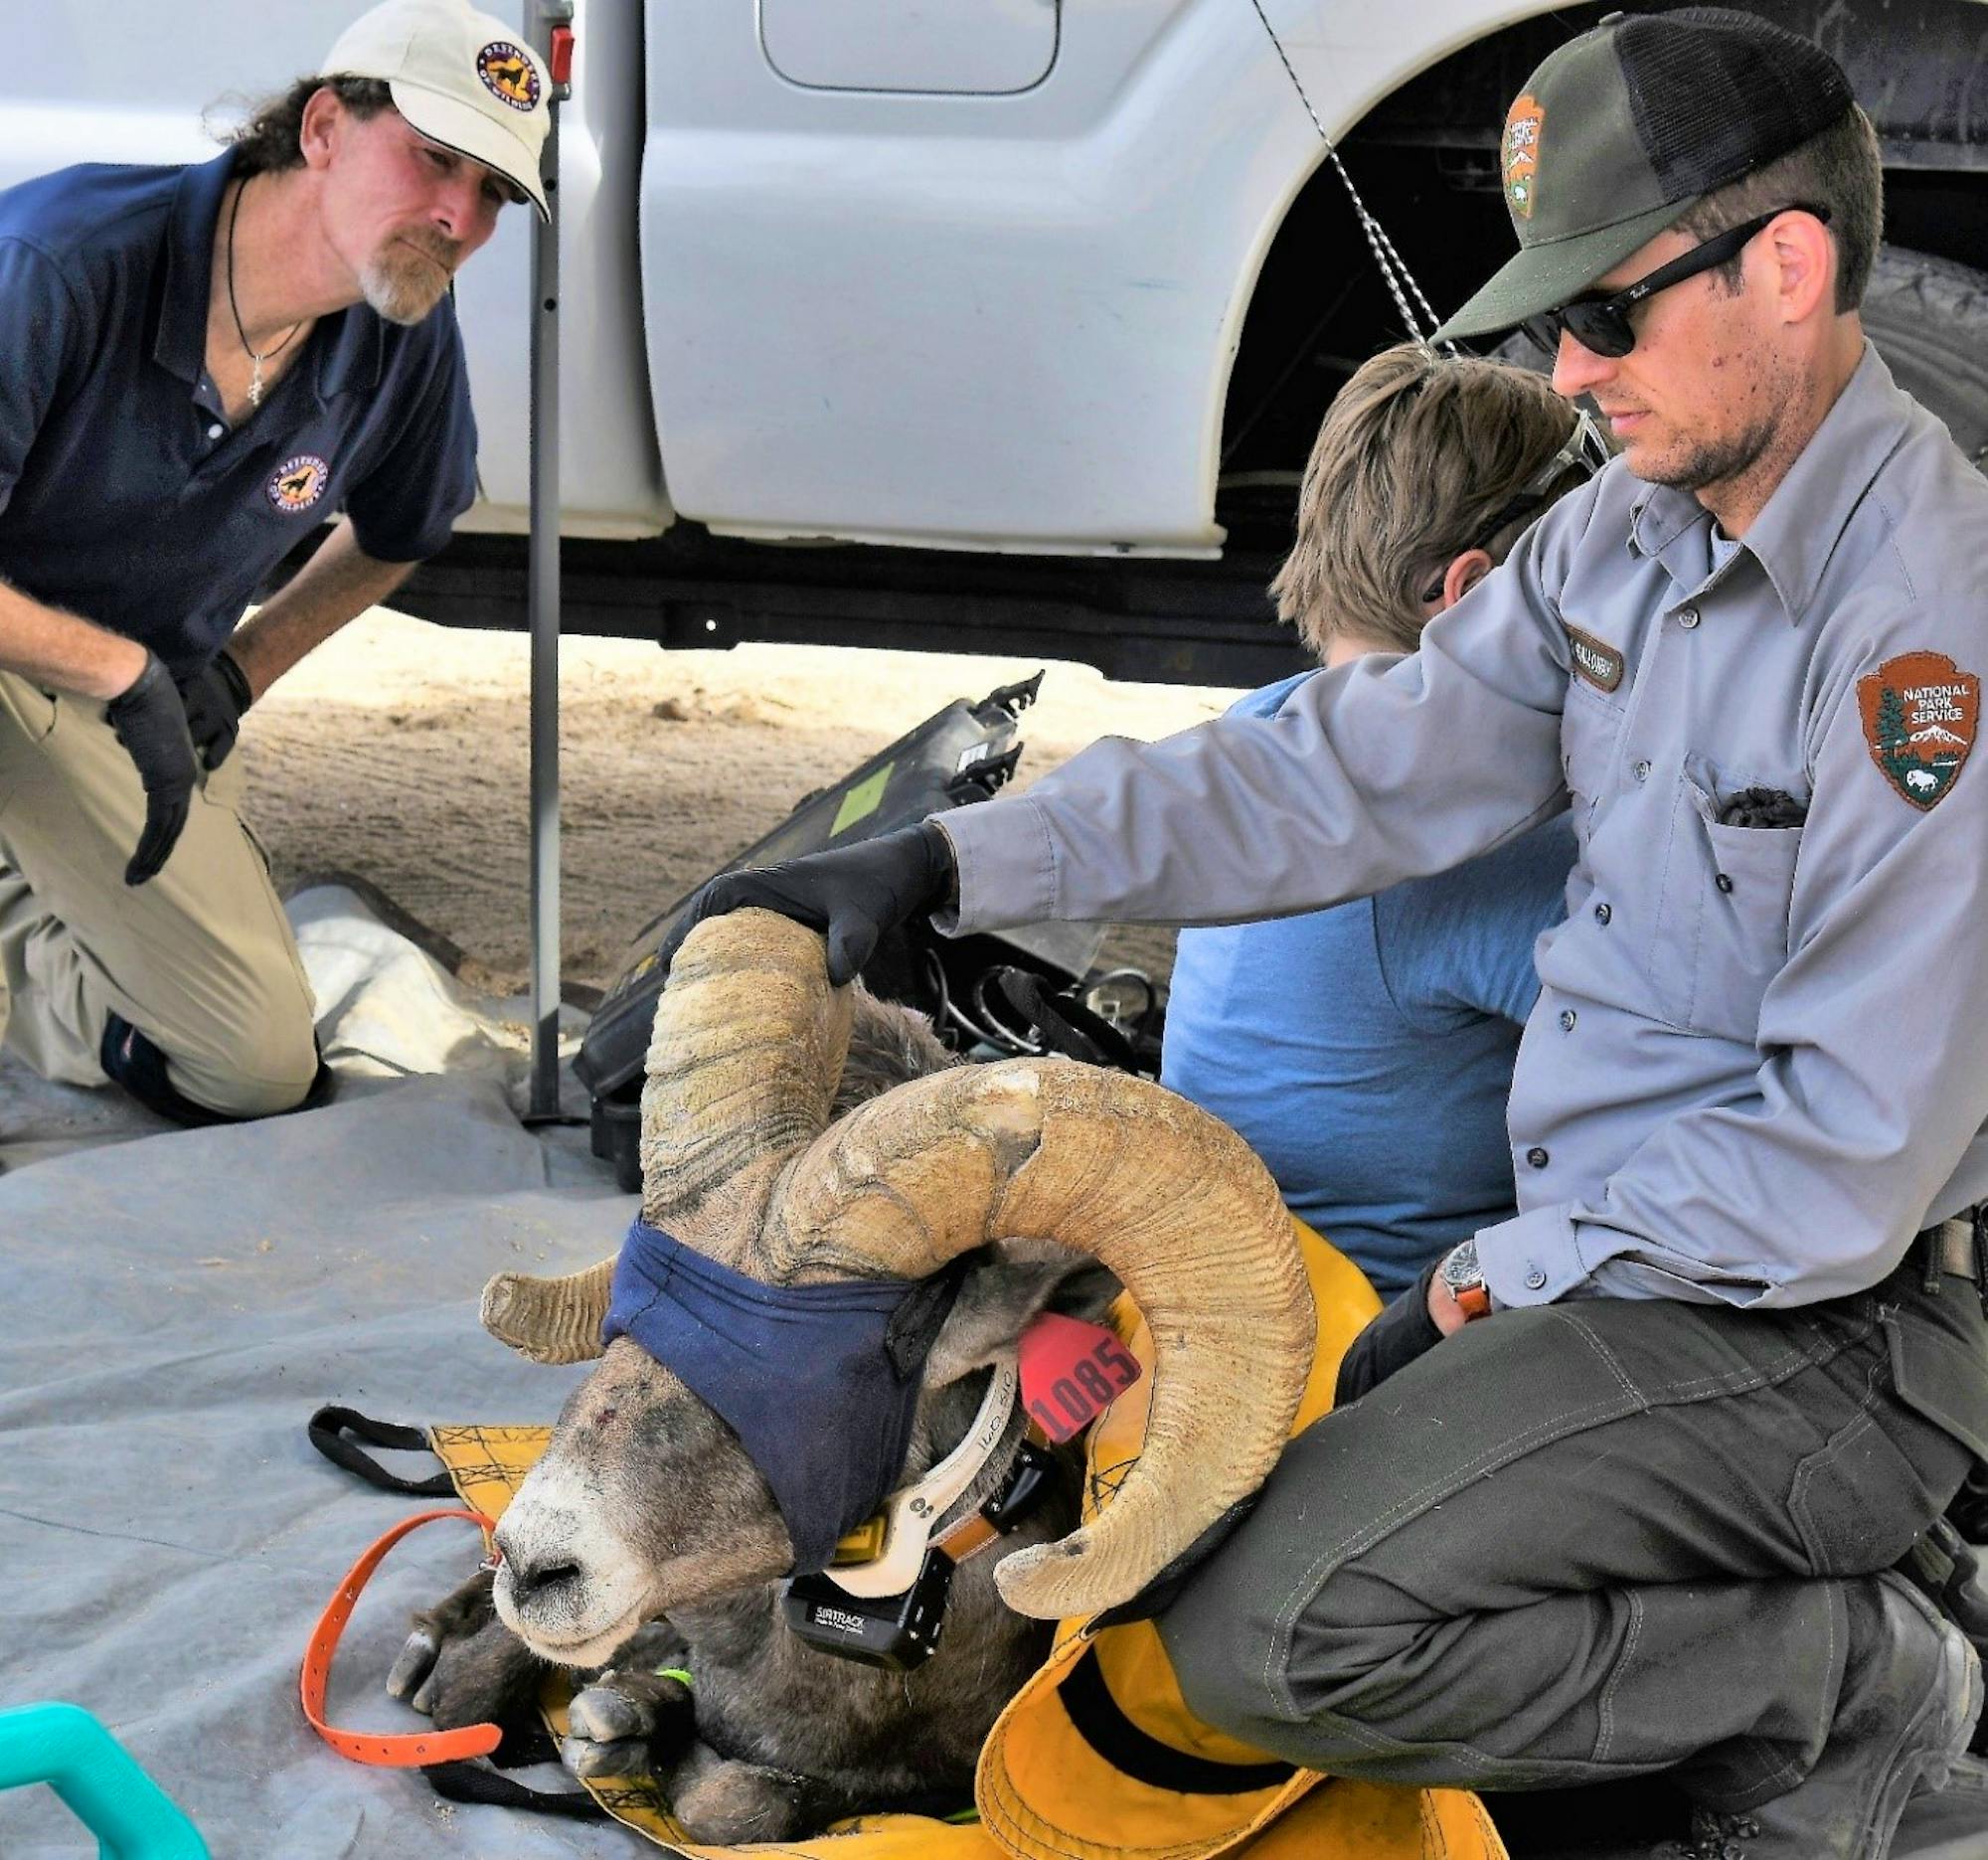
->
[240, 611, 1242, 999]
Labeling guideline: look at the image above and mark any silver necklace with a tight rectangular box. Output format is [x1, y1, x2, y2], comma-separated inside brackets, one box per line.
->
[225, 176, 301, 408]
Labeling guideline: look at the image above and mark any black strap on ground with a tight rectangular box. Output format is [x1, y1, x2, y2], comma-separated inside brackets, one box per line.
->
[423, 1760, 607, 1820]
[306, 1405, 453, 1496]
[1055, 1646, 1296, 1794]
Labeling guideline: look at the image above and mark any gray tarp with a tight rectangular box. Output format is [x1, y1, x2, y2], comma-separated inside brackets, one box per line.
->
[1, 889, 1984, 1859]
[0, 891, 633, 1857]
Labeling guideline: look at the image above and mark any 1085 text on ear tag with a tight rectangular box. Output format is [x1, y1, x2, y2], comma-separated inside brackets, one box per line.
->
[1019, 1312, 1142, 1442]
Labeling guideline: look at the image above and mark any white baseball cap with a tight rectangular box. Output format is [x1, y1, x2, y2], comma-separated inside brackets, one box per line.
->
[322, 0, 552, 218]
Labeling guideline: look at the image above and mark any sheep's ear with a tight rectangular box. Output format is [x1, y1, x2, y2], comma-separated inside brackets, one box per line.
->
[922, 1241, 1117, 1388]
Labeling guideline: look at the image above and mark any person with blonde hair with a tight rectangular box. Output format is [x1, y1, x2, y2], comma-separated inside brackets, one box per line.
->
[1160, 343, 1603, 1298]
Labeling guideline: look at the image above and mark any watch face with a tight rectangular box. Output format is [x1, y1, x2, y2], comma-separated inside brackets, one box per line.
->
[1442, 1240, 1482, 1292]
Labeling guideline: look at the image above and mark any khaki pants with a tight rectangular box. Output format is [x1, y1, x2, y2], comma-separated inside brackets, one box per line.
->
[0, 672, 318, 1117]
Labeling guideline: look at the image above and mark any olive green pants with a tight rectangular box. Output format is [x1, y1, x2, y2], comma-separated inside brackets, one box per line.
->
[0, 671, 318, 1117]
[1159, 1254, 1988, 1812]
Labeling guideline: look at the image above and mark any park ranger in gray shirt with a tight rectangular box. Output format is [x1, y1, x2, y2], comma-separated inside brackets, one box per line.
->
[944, 341, 1988, 1320]
[672, 13, 1988, 1856]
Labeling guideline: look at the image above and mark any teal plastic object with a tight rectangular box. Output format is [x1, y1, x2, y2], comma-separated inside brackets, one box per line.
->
[0, 1702, 210, 1859]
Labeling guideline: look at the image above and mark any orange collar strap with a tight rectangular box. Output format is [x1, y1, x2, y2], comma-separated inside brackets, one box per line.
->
[301, 1506, 505, 1767]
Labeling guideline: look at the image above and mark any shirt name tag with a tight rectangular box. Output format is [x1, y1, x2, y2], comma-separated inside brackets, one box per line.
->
[1565, 622, 1624, 693]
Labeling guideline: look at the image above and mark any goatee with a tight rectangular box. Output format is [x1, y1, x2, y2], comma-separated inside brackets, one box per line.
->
[360, 232, 462, 325]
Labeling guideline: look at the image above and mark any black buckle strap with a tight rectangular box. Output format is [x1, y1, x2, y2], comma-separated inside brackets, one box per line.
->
[306, 1405, 452, 1497]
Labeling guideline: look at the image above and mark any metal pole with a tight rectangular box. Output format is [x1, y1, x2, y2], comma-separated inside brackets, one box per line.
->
[527, 1, 574, 1119]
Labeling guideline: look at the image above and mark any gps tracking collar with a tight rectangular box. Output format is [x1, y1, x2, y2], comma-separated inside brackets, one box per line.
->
[782, 1358, 1058, 1671]
[601, 1217, 1057, 1669]
[602, 1217, 969, 1575]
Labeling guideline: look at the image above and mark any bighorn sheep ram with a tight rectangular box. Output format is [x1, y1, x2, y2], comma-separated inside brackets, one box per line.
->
[391, 909, 1314, 1843]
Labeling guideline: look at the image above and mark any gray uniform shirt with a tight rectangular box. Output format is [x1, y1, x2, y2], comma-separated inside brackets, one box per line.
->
[940, 347, 1988, 1310]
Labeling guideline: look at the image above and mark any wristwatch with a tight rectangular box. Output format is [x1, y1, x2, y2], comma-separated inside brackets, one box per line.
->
[1439, 1239, 1493, 1321]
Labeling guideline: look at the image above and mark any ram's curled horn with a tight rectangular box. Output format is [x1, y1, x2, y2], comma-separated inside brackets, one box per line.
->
[480, 910, 856, 1364]
[768, 1060, 1315, 1623]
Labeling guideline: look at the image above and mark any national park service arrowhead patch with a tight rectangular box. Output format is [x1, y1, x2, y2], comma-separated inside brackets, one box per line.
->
[1565, 621, 1623, 692]
[1858, 650, 1978, 810]
[1504, 93, 1544, 221]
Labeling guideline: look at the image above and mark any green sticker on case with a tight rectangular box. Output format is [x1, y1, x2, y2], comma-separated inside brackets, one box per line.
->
[830, 761, 894, 837]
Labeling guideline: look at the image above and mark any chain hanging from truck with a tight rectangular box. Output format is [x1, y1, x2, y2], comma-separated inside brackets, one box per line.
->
[1242, 0, 1453, 352]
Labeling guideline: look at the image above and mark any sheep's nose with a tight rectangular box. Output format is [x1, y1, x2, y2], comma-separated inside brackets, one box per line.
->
[499, 1543, 584, 1611]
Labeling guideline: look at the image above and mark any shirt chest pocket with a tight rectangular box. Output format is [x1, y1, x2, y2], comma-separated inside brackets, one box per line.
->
[1647, 759, 1803, 1041]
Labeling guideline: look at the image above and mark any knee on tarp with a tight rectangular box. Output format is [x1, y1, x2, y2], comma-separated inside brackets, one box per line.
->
[100, 1009, 333, 1126]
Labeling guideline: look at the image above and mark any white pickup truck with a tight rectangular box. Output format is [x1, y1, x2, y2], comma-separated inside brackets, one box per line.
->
[15, 0, 1987, 682]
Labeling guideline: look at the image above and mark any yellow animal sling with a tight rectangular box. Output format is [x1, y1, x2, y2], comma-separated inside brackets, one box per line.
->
[405, 1219, 1506, 1860]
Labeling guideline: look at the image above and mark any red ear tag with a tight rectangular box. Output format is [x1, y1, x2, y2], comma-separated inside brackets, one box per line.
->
[1018, 1312, 1143, 1443]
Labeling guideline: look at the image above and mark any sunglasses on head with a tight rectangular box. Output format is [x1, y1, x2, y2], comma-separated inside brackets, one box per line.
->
[1418, 407, 1612, 604]
[1520, 204, 1832, 361]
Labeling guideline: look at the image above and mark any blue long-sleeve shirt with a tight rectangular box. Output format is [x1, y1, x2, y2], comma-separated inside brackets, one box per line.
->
[1162, 674, 1574, 1297]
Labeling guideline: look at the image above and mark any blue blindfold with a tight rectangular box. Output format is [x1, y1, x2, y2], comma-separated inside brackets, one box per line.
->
[601, 1218, 967, 1574]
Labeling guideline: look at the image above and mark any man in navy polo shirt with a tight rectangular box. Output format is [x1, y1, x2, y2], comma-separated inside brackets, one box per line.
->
[0, 0, 548, 1124]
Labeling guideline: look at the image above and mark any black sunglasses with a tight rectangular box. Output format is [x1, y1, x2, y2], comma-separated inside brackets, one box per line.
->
[1521, 204, 1832, 361]
[1419, 408, 1612, 603]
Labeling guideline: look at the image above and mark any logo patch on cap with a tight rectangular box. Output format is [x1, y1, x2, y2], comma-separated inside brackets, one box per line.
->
[1564, 621, 1623, 692]
[1858, 650, 1978, 810]
[1504, 92, 1545, 221]
[267, 454, 329, 514]
[477, 41, 541, 111]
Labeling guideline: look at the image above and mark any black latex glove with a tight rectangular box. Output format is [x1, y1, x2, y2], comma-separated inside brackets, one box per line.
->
[176, 649, 253, 771]
[1334, 1261, 1445, 1407]
[105, 651, 200, 887]
[661, 820, 955, 987]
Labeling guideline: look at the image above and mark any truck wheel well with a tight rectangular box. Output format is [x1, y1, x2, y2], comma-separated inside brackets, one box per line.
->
[1218, 0, 1988, 547]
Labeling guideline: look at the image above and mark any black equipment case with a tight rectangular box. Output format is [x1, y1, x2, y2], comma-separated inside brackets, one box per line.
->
[575, 675, 1104, 1189]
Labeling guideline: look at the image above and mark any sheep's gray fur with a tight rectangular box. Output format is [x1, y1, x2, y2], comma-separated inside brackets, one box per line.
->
[393, 988, 1114, 1841]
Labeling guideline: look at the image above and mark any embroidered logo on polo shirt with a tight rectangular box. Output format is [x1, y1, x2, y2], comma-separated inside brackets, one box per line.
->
[477, 41, 541, 111]
[1859, 650, 1978, 810]
[1564, 621, 1624, 692]
[1503, 93, 1545, 221]
[268, 454, 329, 514]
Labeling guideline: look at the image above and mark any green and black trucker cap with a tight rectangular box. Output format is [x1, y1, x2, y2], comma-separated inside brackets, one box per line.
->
[1434, 8, 1853, 343]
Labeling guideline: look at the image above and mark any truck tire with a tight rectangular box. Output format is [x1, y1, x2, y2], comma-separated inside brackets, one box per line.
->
[1859, 247, 1988, 470]
[1494, 244, 1988, 472]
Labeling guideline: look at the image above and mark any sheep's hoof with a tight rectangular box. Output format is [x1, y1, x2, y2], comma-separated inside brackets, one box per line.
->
[386, 1627, 439, 1704]
[387, 1570, 544, 1727]
[562, 1728, 653, 1778]
[563, 1667, 696, 1781]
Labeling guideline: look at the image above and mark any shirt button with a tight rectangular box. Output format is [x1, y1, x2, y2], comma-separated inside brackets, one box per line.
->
[1678, 605, 1701, 629]
[1593, 902, 1612, 925]
[1632, 760, 1651, 782]
[1559, 1008, 1576, 1032]
[1525, 1267, 1549, 1290]
[1526, 1146, 1550, 1169]
[206, 423, 225, 440]
[1715, 873, 1734, 893]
